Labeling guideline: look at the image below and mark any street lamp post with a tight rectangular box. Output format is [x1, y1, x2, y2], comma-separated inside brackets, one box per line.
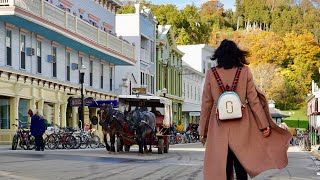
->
[79, 64, 86, 129]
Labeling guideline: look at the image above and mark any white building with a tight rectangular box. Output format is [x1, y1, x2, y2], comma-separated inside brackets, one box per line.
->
[115, 4, 157, 95]
[0, 0, 135, 144]
[178, 44, 215, 127]
[306, 80, 320, 146]
[178, 44, 216, 74]
[181, 62, 205, 127]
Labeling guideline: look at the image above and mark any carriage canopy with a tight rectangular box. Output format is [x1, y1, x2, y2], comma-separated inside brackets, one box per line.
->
[118, 95, 173, 127]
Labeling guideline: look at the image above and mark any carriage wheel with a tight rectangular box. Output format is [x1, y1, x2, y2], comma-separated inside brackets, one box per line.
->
[124, 144, 130, 152]
[90, 135, 100, 149]
[158, 139, 164, 154]
[164, 138, 169, 153]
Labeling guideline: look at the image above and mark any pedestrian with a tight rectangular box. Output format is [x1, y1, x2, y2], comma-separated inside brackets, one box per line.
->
[29, 109, 46, 151]
[199, 39, 292, 180]
[176, 121, 184, 133]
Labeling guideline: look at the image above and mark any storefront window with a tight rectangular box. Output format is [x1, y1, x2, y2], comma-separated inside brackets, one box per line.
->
[18, 99, 29, 127]
[0, 97, 10, 129]
[44, 103, 54, 125]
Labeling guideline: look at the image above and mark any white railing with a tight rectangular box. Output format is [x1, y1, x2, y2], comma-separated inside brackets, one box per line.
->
[2, 0, 135, 62]
[140, 48, 150, 62]
[0, 0, 13, 6]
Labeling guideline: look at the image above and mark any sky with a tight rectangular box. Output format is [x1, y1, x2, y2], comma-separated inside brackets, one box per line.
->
[148, 0, 236, 10]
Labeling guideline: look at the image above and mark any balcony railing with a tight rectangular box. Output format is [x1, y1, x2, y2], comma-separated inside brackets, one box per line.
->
[140, 48, 150, 62]
[0, 0, 135, 61]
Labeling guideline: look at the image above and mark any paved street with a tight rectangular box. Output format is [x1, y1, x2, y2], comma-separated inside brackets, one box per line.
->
[0, 144, 319, 180]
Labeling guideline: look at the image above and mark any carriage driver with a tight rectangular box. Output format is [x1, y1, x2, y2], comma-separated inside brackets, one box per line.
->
[150, 107, 162, 135]
[150, 107, 162, 116]
[138, 101, 148, 111]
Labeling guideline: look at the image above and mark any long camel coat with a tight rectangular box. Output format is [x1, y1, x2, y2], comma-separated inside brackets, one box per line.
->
[199, 66, 292, 179]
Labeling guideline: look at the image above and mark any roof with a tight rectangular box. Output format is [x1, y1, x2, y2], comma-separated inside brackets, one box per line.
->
[269, 107, 290, 118]
[177, 44, 215, 52]
[182, 62, 205, 76]
[157, 25, 184, 55]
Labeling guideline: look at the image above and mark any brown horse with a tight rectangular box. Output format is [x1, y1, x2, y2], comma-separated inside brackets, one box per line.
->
[98, 104, 125, 152]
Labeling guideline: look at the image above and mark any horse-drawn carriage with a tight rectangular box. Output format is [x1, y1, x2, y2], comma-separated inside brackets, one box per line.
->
[99, 95, 172, 154]
[97, 95, 172, 154]
[118, 95, 172, 154]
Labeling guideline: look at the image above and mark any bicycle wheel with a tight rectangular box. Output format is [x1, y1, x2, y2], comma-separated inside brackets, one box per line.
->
[22, 139, 29, 150]
[299, 139, 305, 150]
[12, 135, 18, 150]
[90, 135, 100, 149]
[169, 135, 175, 145]
[47, 135, 58, 150]
[80, 135, 89, 149]
[175, 135, 182, 144]
[64, 135, 76, 149]
[294, 138, 300, 146]
[73, 135, 81, 149]
[28, 136, 36, 150]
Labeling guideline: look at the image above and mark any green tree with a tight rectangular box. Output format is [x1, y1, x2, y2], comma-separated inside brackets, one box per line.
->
[116, 0, 135, 14]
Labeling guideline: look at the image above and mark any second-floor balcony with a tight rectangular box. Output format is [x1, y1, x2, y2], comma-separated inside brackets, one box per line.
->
[0, 0, 135, 65]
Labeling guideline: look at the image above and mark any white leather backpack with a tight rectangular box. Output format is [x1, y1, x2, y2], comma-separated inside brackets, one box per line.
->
[212, 67, 243, 120]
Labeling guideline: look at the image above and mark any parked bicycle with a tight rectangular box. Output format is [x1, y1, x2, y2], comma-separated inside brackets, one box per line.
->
[297, 131, 311, 151]
[75, 128, 100, 149]
[12, 120, 35, 150]
[45, 124, 77, 150]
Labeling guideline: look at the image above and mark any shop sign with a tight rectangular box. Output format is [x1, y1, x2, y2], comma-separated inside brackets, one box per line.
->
[132, 88, 146, 95]
[69, 97, 95, 107]
[189, 112, 200, 116]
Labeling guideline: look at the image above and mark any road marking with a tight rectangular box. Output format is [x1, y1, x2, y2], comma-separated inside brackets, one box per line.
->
[0, 171, 39, 180]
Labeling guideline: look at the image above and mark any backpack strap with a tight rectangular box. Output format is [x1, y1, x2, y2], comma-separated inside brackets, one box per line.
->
[211, 67, 226, 92]
[230, 67, 242, 91]
[211, 67, 242, 92]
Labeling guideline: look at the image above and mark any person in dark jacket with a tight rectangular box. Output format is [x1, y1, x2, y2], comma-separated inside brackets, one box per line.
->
[29, 109, 46, 151]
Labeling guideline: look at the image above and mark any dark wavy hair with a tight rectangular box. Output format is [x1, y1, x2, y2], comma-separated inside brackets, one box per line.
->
[211, 39, 249, 69]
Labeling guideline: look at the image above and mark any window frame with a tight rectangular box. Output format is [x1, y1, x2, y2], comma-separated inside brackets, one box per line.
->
[37, 40, 42, 74]
[20, 33, 26, 70]
[78, 56, 83, 84]
[52, 46, 57, 78]
[6, 29, 12, 66]
[109, 66, 113, 91]
[100, 64, 104, 89]
[66, 51, 71, 81]
[89, 60, 93, 87]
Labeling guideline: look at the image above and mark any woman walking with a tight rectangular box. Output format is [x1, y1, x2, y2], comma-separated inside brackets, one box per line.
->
[199, 40, 292, 180]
